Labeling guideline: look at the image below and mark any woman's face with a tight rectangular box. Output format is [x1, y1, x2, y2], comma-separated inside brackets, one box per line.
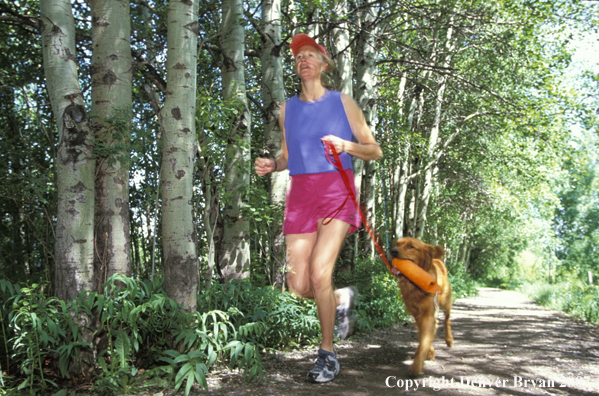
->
[295, 44, 326, 81]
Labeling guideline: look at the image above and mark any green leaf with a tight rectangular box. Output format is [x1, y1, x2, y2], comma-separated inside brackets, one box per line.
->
[114, 332, 131, 368]
[244, 343, 253, 362]
[185, 372, 195, 396]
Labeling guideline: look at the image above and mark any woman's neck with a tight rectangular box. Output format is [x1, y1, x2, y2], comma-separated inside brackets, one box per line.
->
[300, 81, 327, 102]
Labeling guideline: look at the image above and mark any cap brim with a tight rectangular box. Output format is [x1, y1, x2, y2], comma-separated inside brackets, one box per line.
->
[290, 34, 329, 57]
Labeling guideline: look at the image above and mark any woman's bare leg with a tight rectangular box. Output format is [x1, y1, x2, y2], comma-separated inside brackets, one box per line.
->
[285, 219, 350, 353]
[286, 232, 317, 299]
[310, 219, 350, 353]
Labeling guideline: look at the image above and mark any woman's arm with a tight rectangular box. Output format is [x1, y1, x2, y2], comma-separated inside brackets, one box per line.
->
[321, 93, 382, 161]
[255, 101, 289, 176]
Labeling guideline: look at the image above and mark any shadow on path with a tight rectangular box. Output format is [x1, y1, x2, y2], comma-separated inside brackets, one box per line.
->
[201, 287, 599, 396]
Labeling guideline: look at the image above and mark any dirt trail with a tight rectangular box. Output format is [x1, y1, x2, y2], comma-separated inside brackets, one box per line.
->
[197, 287, 599, 395]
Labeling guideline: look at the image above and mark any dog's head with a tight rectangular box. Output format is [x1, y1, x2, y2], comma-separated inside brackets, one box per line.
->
[390, 237, 444, 272]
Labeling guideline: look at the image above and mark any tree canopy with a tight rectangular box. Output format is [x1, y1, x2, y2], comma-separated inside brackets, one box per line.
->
[0, 0, 597, 295]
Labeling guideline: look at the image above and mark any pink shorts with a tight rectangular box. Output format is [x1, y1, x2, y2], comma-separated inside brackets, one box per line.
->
[283, 170, 362, 235]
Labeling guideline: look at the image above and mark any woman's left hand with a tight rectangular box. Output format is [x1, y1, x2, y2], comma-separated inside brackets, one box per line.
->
[321, 135, 347, 155]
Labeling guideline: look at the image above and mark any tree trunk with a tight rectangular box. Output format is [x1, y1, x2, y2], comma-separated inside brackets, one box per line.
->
[261, 0, 287, 288]
[161, 0, 199, 311]
[306, 7, 319, 37]
[391, 73, 409, 240]
[197, 140, 218, 290]
[90, 0, 132, 292]
[414, 17, 456, 239]
[354, 3, 377, 257]
[261, 0, 287, 205]
[330, 0, 356, 267]
[333, 0, 352, 95]
[219, 0, 251, 282]
[40, 0, 95, 302]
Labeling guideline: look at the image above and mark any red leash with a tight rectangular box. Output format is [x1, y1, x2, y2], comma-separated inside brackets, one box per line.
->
[323, 141, 394, 274]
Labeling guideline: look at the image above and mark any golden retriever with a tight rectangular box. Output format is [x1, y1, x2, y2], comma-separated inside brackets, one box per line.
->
[390, 237, 453, 376]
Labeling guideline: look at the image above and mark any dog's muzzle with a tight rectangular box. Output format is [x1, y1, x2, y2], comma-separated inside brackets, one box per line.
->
[388, 249, 416, 277]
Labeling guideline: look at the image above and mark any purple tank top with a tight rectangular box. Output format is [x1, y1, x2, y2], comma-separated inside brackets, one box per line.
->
[285, 90, 354, 176]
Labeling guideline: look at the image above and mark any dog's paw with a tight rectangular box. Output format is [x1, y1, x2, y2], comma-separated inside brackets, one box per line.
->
[427, 347, 436, 361]
[408, 364, 424, 377]
[446, 338, 454, 348]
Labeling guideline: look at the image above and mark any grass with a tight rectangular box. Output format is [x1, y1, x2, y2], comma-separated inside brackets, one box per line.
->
[517, 280, 599, 324]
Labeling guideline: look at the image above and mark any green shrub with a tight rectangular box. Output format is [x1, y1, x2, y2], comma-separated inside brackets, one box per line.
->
[5, 282, 64, 393]
[335, 257, 410, 330]
[518, 280, 599, 324]
[197, 280, 321, 349]
[447, 264, 479, 299]
[0, 265, 481, 396]
[0, 276, 270, 396]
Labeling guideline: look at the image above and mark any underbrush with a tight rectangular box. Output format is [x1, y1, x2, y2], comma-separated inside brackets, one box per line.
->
[517, 280, 599, 324]
[334, 257, 480, 331]
[0, 261, 480, 396]
[335, 257, 411, 331]
[447, 264, 479, 299]
[0, 276, 311, 396]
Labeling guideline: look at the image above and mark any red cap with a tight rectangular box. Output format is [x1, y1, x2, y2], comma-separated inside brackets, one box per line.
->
[290, 33, 329, 58]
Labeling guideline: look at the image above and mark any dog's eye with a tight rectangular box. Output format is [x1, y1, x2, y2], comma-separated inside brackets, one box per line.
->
[407, 244, 413, 249]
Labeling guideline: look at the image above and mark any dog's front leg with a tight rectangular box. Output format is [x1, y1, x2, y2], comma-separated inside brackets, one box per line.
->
[410, 307, 437, 376]
[444, 310, 453, 347]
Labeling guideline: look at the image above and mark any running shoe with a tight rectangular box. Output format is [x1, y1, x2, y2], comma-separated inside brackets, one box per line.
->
[306, 348, 340, 383]
[335, 286, 358, 339]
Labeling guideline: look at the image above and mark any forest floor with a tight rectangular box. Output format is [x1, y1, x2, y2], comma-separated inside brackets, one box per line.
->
[143, 287, 599, 396]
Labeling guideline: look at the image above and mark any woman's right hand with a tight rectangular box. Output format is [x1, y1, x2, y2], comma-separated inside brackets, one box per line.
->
[255, 157, 276, 176]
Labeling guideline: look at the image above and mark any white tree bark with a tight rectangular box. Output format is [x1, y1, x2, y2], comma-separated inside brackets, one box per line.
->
[40, 0, 95, 302]
[90, 0, 132, 289]
[261, 0, 287, 205]
[261, 0, 287, 287]
[220, 0, 251, 281]
[355, 4, 377, 256]
[161, 0, 199, 311]
[391, 73, 409, 240]
[332, 0, 352, 95]
[414, 16, 456, 239]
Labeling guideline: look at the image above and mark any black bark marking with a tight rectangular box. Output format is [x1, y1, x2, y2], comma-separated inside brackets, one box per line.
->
[61, 104, 91, 164]
[68, 181, 88, 193]
[113, 176, 125, 186]
[64, 104, 86, 123]
[63, 48, 76, 62]
[173, 61, 187, 70]
[92, 15, 110, 28]
[171, 107, 182, 120]
[222, 56, 237, 72]
[184, 21, 199, 34]
[103, 70, 117, 86]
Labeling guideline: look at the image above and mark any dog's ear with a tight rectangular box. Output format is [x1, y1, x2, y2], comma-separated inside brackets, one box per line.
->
[432, 245, 445, 260]
[421, 244, 434, 271]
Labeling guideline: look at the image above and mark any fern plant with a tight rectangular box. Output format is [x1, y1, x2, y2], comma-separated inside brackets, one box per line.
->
[7, 282, 62, 393]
